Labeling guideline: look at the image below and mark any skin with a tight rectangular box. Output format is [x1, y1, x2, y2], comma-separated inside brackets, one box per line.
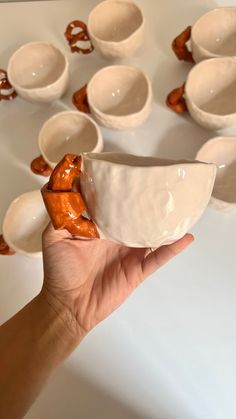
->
[0, 224, 194, 419]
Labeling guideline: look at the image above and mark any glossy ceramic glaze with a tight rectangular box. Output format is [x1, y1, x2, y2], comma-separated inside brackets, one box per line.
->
[87, 65, 152, 130]
[185, 57, 236, 131]
[39, 111, 103, 169]
[191, 8, 236, 62]
[2, 190, 49, 257]
[80, 153, 216, 247]
[196, 136, 236, 212]
[7, 42, 69, 103]
[87, 0, 145, 59]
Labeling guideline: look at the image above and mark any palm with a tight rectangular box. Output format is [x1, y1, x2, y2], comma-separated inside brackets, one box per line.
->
[42, 224, 193, 333]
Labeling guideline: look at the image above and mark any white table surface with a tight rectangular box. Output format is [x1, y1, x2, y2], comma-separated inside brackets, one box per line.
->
[1, 1, 236, 418]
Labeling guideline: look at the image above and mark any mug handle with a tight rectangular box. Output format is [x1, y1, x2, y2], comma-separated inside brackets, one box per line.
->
[0, 234, 15, 255]
[42, 154, 99, 238]
[0, 69, 17, 101]
[65, 20, 94, 54]
[166, 84, 188, 114]
[72, 84, 90, 113]
[172, 26, 195, 63]
[30, 155, 52, 177]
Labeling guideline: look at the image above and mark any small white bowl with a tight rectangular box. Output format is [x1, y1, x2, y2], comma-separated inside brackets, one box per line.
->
[65, 0, 145, 59]
[196, 136, 236, 213]
[173, 7, 236, 63]
[39, 111, 103, 169]
[8, 42, 69, 103]
[185, 57, 236, 131]
[2, 190, 49, 257]
[86, 65, 152, 130]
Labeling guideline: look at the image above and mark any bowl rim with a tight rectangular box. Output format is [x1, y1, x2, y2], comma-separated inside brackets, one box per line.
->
[38, 110, 103, 169]
[2, 189, 48, 257]
[87, 65, 152, 120]
[191, 7, 236, 58]
[7, 41, 69, 93]
[87, 0, 145, 45]
[185, 57, 236, 119]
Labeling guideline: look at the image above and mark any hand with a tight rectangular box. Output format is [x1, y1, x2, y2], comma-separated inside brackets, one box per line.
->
[42, 224, 194, 341]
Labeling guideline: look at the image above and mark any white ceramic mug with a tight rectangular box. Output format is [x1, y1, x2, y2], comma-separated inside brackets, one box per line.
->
[7, 42, 69, 103]
[196, 136, 236, 213]
[73, 65, 152, 130]
[64, 0, 145, 59]
[167, 57, 236, 131]
[2, 190, 49, 257]
[172, 7, 236, 63]
[77, 152, 216, 247]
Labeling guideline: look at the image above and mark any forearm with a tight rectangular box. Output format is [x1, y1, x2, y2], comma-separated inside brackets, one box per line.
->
[0, 290, 82, 419]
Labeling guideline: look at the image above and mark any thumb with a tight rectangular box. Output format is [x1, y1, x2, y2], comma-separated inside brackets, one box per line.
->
[142, 234, 194, 277]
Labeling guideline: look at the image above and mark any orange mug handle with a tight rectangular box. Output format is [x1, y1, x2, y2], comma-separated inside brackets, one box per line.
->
[166, 84, 188, 114]
[42, 154, 99, 239]
[65, 20, 94, 54]
[72, 84, 90, 113]
[0, 69, 17, 101]
[172, 26, 195, 63]
[0, 235, 15, 256]
[30, 155, 52, 177]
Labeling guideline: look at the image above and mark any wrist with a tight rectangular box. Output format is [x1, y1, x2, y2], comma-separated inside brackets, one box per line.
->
[36, 288, 85, 360]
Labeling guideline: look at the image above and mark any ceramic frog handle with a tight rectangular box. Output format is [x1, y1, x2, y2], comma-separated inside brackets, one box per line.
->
[166, 84, 188, 114]
[0, 69, 17, 101]
[42, 154, 99, 238]
[172, 26, 195, 63]
[65, 20, 94, 54]
[72, 84, 90, 113]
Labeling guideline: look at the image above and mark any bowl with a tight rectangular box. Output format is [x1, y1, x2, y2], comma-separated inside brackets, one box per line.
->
[38, 111, 103, 169]
[196, 136, 236, 212]
[65, 0, 145, 59]
[7, 42, 69, 103]
[74, 65, 152, 130]
[172, 7, 236, 63]
[2, 190, 49, 257]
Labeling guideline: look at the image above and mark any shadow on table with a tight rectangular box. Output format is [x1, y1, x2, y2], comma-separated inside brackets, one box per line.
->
[154, 121, 217, 161]
[27, 365, 157, 419]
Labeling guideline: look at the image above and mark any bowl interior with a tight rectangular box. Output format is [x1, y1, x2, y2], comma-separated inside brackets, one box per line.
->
[197, 137, 236, 203]
[9, 43, 66, 89]
[89, 1, 143, 42]
[40, 113, 100, 166]
[3, 191, 49, 255]
[186, 58, 236, 115]
[193, 8, 236, 56]
[88, 67, 149, 116]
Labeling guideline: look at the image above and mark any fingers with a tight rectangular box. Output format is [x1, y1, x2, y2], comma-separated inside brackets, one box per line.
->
[142, 234, 194, 277]
[42, 222, 72, 245]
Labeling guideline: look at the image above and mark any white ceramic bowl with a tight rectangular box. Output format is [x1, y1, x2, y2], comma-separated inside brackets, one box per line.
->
[86, 65, 152, 130]
[88, 0, 145, 59]
[185, 57, 236, 131]
[8, 42, 69, 103]
[196, 136, 236, 213]
[39, 111, 103, 169]
[80, 152, 216, 247]
[66, 0, 145, 59]
[2, 190, 49, 257]
[173, 7, 236, 63]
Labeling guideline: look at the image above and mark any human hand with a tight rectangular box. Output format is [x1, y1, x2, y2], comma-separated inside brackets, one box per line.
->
[42, 225, 194, 341]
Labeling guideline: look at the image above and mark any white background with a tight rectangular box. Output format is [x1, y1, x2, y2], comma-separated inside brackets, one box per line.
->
[1, 1, 236, 418]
